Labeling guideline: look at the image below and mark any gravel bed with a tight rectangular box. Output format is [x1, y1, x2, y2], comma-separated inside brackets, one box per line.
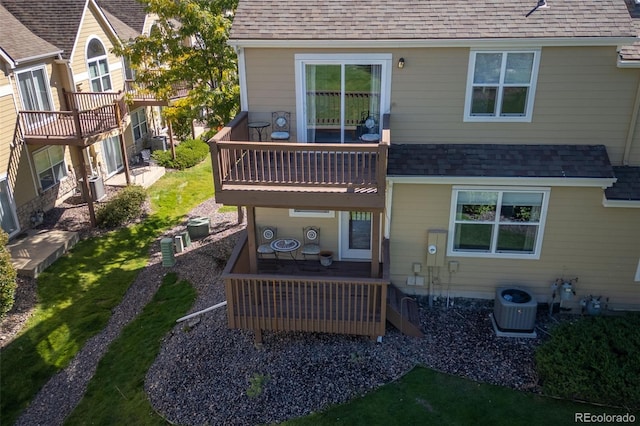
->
[2, 192, 556, 426]
[146, 297, 552, 425]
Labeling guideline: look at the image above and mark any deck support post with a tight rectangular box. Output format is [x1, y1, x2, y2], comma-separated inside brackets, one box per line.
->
[371, 210, 381, 278]
[254, 327, 263, 345]
[168, 121, 176, 160]
[118, 132, 131, 185]
[78, 147, 96, 227]
[247, 206, 258, 273]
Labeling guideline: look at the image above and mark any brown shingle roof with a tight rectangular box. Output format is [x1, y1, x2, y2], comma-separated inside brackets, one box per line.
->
[0, 4, 61, 64]
[605, 166, 640, 200]
[387, 144, 614, 179]
[231, 0, 635, 41]
[619, 0, 640, 60]
[96, 0, 147, 36]
[102, 9, 139, 41]
[0, 0, 85, 60]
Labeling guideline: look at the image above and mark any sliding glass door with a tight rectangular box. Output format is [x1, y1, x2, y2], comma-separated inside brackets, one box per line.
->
[296, 54, 391, 143]
[102, 136, 124, 177]
[0, 177, 19, 238]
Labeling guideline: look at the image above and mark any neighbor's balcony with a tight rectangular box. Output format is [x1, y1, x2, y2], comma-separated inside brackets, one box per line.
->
[223, 231, 390, 342]
[19, 91, 127, 147]
[124, 76, 190, 108]
[209, 111, 389, 210]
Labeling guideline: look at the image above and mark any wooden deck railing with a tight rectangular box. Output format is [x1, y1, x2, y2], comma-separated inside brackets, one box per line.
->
[306, 91, 380, 127]
[19, 91, 127, 142]
[124, 78, 190, 102]
[223, 231, 389, 341]
[210, 111, 387, 192]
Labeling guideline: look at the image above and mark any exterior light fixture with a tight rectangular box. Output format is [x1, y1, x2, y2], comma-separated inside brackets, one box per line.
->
[398, 57, 405, 69]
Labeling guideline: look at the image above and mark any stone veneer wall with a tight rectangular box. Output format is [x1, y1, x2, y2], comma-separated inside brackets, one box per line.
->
[15, 177, 77, 232]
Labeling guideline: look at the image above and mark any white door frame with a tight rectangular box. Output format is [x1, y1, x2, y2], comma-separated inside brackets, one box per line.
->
[338, 211, 373, 260]
[294, 53, 392, 143]
[0, 174, 20, 238]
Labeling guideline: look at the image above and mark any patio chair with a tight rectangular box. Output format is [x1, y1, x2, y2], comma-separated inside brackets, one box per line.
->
[140, 149, 152, 167]
[270, 111, 290, 141]
[257, 226, 277, 260]
[358, 112, 380, 143]
[301, 226, 321, 260]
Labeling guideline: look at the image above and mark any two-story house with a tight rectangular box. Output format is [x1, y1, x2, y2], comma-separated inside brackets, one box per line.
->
[0, 0, 179, 233]
[211, 0, 640, 343]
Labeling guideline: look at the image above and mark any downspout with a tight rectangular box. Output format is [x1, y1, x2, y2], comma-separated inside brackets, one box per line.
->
[384, 179, 393, 239]
[235, 46, 248, 111]
[623, 72, 640, 166]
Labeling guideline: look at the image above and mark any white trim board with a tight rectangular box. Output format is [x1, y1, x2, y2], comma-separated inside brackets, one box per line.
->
[602, 197, 640, 208]
[0, 84, 13, 97]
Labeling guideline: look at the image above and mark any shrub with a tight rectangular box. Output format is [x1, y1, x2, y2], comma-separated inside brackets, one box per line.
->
[96, 185, 147, 228]
[535, 314, 640, 409]
[152, 138, 209, 170]
[0, 229, 17, 319]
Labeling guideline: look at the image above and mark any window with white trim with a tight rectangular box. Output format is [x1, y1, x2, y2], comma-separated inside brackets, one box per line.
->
[289, 209, 335, 218]
[131, 108, 148, 141]
[448, 188, 549, 258]
[87, 38, 112, 92]
[464, 50, 540, 122]
[33, 146, 67, 190]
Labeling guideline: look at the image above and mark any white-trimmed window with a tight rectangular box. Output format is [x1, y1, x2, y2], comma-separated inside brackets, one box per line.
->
[289, 209, 335, 218]
[131, 108, 148, 141]
[448, 187, 549, 259]
[33, 146, 67, 190]
[87, 38, 112, 92]
[16, 66, 54, 128]
[464, 50, 540, 122]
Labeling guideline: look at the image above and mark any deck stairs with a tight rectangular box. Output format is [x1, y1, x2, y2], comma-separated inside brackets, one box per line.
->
[386, 284, 425, 338]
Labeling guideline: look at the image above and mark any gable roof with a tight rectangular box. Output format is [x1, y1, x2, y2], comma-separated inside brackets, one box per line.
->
[230, 0, 635, 45]
[96, 0, 147, 37]
[102, 8, 139, 41]
[0, 4, 61, 66]
[387, 144, 615, 180]
[619, 0, 640, 61]
[0, 0, 87, 60]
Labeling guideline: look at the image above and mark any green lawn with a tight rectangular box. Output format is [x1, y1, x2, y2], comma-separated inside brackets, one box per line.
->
[0, 156, 213, 425]
[285, 366, 634, 426]
[65, 273, 195, 425]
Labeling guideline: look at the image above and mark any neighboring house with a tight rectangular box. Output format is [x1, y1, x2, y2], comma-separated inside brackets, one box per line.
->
[211, 0, 640, 342]
[0, 0, 178, 232]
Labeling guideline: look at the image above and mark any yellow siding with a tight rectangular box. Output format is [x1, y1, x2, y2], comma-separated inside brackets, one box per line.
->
[71, 3, 124, 92]
[389, 183, 640, 309]
[0, 91, 17, 172]
[244, 46, 637, 166]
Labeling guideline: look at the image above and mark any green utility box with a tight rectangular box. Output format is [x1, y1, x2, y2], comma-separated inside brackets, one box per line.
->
[180, 230, 191, 247]
[160, 238, 176, 267]
[187, 217, 210, 239]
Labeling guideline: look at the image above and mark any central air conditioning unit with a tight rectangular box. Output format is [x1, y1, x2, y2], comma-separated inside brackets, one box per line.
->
[491, 287, 538, 338]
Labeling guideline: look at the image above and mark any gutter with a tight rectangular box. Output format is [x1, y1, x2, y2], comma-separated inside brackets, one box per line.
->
[13, 50, 64, 68]
[228, 36, 638, 49]
[602, 197, 640, 208]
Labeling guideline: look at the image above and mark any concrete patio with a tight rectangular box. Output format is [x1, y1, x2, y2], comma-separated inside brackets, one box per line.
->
[106, 164, 166, 189]
[8, 229, 80, 278]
